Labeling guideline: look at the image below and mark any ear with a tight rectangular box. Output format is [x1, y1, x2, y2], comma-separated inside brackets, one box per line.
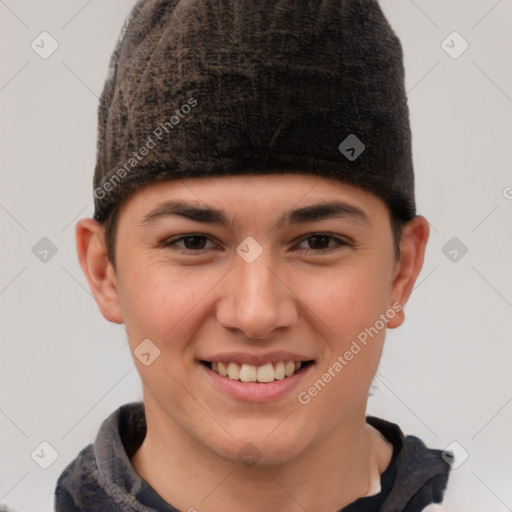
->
[387, 215, 430, 329]
[75, 218, 124, 324]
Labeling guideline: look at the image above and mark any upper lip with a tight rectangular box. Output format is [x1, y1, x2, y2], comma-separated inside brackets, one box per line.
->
[198, 351, 315, 366]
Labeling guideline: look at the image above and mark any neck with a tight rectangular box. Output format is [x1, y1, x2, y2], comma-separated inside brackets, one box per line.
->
[131, 395, 392, 512]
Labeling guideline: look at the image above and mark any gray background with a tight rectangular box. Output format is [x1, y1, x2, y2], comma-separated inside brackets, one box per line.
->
[1, 1, 511, 510]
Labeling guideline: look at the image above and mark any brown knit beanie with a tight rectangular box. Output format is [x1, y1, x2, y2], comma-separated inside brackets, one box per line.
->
[92, 0, 416, 223]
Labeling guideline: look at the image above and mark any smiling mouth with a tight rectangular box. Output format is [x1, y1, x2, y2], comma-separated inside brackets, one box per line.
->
[200, 360, 315, 383]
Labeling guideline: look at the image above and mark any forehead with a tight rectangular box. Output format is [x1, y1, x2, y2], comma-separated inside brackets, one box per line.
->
[118, 173, 390, 228]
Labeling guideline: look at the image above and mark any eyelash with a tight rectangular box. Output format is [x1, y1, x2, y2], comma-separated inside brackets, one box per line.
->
[160, 233, 350, 255]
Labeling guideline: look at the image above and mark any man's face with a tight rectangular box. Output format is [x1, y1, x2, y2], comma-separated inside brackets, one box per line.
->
[111, 173, 402, 465]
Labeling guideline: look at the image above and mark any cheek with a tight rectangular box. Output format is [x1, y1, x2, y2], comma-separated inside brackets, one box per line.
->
[294, 257, 392, 403]
[300, 260, 392, 340]
[117, 259, 217, 351]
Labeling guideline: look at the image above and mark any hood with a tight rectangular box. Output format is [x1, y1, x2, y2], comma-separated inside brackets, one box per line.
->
[54, 402, 451, 512]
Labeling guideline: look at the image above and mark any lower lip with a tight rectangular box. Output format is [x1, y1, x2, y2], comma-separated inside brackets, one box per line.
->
[199, 362, 314, 402]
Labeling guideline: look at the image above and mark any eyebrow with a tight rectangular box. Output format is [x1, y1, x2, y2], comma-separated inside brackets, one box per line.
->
[140, 199, 370, 229]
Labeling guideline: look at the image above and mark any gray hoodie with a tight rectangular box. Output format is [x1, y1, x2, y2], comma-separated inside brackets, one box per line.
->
[54, 402, 451, 512]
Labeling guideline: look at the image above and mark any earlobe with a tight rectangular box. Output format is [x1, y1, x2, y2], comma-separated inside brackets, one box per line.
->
[387, 215, 430, 329]
[75, 218, 124, 324]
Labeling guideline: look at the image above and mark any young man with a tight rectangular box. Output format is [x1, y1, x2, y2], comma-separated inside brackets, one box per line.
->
[54, 0, 452, 510]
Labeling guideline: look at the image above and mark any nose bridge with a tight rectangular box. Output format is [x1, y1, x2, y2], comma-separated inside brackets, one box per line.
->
[217, 240, 295, 339]
[235, 234, 276, 291]
[238, 249, 277, 303]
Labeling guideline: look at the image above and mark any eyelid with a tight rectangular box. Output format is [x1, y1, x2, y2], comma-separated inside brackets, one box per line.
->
[160, 233, 219, 252]
[161, 232, 351, 255]
[295, 233, 350, 253]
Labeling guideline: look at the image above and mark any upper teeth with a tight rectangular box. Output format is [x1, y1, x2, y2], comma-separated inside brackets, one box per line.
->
[211, 361, 303, 383]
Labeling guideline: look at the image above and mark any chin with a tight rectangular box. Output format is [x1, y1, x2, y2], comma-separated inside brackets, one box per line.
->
[209, 426, 309, 468]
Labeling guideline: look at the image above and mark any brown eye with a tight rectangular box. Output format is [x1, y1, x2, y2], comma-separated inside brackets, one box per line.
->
[179, 236, 209, 250]
[162, 235, 216, 252]
[296, 234, 348, 254]
[304, 235, 331, 250]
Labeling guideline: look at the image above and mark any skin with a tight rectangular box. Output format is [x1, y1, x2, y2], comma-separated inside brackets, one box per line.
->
[76, 173, 429, 512]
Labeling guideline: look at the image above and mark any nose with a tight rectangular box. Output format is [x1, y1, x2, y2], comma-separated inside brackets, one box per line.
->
[215, 246, 297, 340]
